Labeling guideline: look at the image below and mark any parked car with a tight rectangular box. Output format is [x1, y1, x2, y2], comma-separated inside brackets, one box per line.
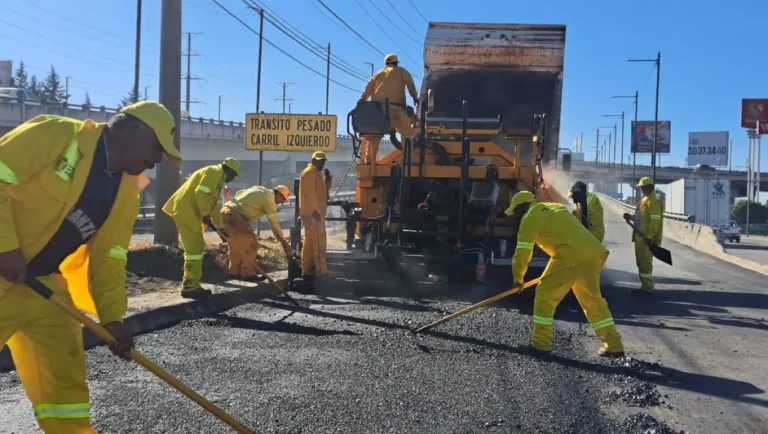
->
[0, 87, 42, 104]
[721, 220, 742, 243]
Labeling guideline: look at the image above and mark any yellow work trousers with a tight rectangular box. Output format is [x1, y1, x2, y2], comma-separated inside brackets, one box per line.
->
[634, 236, 654, 290]
[531, 254, 624, 354]
[361, 106, 414, 166]
[175, 219, 205, 290]
[0, 276, 95, 434]
[301, 215, 328, 277]
[222, 206, 260, 278]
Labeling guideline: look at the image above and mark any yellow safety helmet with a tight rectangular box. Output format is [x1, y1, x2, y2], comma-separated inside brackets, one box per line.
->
[635, 177, 654, 187]
[222, 157, 242, 177]
[384, 54, 399, 64]
[311, 151, 328, 161]
[275, 185, 291, 199]
[504, 191, 537, 215]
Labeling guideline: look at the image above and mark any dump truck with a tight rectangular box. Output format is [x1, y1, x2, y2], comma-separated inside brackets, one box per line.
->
[290, 22, 567, 285]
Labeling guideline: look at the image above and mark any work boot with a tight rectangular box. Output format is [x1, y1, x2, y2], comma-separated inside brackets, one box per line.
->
[181, 287, 212, 300]
[525, 344, 552, 358]
[631, 287, 653, 296]
[242, 274, 266, 283]
[598, 347, 625, 359]
[290, 278, 314, 294]
[228, 274, 242, 280]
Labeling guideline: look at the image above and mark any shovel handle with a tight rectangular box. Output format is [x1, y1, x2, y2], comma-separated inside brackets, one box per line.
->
[24, 278, 254, 434]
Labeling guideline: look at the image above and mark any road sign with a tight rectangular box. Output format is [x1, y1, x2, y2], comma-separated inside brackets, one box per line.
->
[245, 113, 337, 151]
[687, 131, 729, 167]
[631, 120, 671, 153]
[741, 99, 768, 133]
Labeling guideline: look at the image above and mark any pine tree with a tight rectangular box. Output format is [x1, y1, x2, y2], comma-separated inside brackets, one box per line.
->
[28, 75, 39, 97]
[41, 65, 65, 104]
[13, 60, 28, 90]
[83, 91, 92, 108]
[119, 88, 139, 108]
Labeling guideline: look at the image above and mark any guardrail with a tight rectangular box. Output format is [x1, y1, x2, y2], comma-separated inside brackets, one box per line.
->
[595, 193, 692, 223]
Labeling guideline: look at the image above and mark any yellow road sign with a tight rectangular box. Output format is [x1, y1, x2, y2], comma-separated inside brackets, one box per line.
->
[245, 113, 337, 152]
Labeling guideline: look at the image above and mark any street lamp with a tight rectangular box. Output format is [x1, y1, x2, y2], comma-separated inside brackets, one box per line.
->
[144, 86, 150, 100]
[289, 102, 293, 114]
[364, 62, 374, 77]
[596, 126, 613, 169]
[603, 114, 624, 176]
[612, 92, 639, 201]
[218, 95, 223, 121]
[629, 52, 661, 180]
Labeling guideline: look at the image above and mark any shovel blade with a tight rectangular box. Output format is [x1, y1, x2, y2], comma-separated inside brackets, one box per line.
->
[650, 244, 673, 265]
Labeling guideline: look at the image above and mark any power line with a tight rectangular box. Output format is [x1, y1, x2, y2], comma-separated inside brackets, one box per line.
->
[210, 0, 362, 93]
[242, 0, 368, 82]
[356, 0, 421, 68]
[315, 0, 385, 56]
[363, 0, 421, 45]
[383, 0, 424, 37]
[248, 0, 368, 76]
[407, 0, 428, 22]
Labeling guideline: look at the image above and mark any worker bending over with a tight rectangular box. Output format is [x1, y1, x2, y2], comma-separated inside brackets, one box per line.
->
[299, 151, 332, 281]
[624, 177, 663, 292]
[221, 185, 293, 280]
[0, 101, 181, 433]
[507, 191, 624, 357]
[357, 54, 419, 169]
[569, 181, 605, 242]
[163, 157, 241, 299]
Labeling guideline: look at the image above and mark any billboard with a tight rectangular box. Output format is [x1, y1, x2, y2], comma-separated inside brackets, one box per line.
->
[631, 120, 671, 153]
[741, 99, 768, 134]
[687, 131, 729, 167]
[245, 113, 337, 152]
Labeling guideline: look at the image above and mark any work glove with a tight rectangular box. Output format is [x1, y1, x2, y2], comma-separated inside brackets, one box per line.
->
[417, 201, 428, 211]
[104, 321, 135, 361]
[282, 241, 293, 256]
[0, 249, 27, 283]
[622, 213, 631, 222]
[202, 216, 213, 227]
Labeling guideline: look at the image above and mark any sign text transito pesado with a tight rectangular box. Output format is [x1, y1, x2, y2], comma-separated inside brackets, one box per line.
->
[245, 113, 337, 152]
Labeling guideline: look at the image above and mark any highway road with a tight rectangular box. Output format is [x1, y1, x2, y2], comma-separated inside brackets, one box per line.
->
[724, 235, 768, 265]
[1, 212, 767, 433]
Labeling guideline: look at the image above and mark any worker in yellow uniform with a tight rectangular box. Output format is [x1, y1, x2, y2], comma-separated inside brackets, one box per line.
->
[299, 151, 332, 281]
[221, 185, 293, 280]
[0, 100, 181, 433]
[507, 191, 624, 357]
[163, 157, 241, 299]
[623, 177, 663, 292]
[569, 181, 605, 242]
[357, 54, 419, 170]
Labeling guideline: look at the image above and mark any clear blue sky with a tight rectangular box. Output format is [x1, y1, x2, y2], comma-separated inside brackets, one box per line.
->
[1, 0, 766, 175]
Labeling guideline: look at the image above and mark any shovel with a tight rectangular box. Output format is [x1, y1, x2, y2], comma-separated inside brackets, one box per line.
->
[24, 278, 253, 433]
[624, 219, 673, 265]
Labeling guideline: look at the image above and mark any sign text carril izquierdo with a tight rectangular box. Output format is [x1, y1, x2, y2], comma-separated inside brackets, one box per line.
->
[245, 113, 337, 152]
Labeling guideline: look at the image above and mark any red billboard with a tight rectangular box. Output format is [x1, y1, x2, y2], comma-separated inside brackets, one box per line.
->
[741, 99, 768, 133]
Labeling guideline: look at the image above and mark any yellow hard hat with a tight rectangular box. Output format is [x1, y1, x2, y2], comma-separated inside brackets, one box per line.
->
[635, 177, 654, 187]
[119, 100, 182, 164]
[504, 191, 537, 215]
[275, 185, 291, 199]
[311, 151, 327, 160]
[384, 54, 399, 64]
[222, 157, 242, 177]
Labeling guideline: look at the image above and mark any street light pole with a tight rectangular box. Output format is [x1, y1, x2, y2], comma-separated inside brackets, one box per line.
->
[629, 53, 661, 181]
[218, 95, 223, 121]
[611, 93, 638, 200]
[133, 0, 142, 103]
[144, 85, 150, 100]
[364, 62, 374, 77]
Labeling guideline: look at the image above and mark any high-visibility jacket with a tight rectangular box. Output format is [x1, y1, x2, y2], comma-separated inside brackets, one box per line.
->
[573, 191, 605, 242]
[162, 164, 225, 229]
[224, 186, 284, 239]
[512, 201, 608, 281]
[0, 115, 146, 324]
[299, 164, 330, 218]
[360, 65, 418, 106]
[634, 192, 663, 243]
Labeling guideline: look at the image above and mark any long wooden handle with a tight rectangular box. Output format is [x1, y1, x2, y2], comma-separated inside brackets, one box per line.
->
[25, 279, 253, 434]
[413, 277, 543, 333]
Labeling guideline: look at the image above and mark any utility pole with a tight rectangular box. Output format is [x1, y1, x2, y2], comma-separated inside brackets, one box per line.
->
[182, 32, 202, 115]
[580, 132, 584, 153]
[595, 128, 600, 166]
[133, 0, 142, 103]
[218, 95, 223, 121]
[155, 0, 182, 246]
[64, 76, 71, 105]
[144, 85, 150, 100]
[253, 5, 264, 236]
[611, 92, 638, 201]
[612, 124, 617, 173]
[629, 52, 661, 181]
[275, 82, 294, 114]
[325, 43, 331, 115]
[289, 102, 293, 114]
[364, 62, 374, 77]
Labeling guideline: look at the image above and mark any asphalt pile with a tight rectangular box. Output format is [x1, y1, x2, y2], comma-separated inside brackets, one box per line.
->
[620, 412, 687, 434]
[610, 382, 662, 407]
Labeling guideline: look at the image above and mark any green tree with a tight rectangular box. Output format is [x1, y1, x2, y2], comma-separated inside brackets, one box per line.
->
[28, 75, 40, 97]
[13, 60, 28, 90]
[731, 200, 768, 224]
[83, 91, 92, 108]
[118, 88, 140, 108]
[41, 65, 65, 104]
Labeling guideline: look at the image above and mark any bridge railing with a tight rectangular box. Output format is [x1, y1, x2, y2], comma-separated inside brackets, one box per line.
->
[595, 193, 692, 223]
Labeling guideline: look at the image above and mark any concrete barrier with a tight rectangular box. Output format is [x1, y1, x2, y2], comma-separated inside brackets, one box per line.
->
[597, 193, 768, 276]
